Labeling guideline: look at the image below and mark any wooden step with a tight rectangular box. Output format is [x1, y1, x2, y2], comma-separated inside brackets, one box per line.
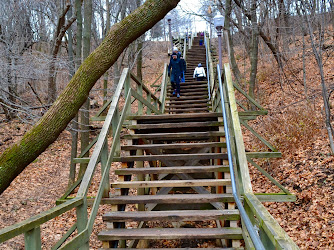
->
[121, 142, 226, 150]
[128, 112, 221, 121]
[111, 179, 231, 188]
[116, 153, 227, 162]
[102, 193, 235, 204]
[166, 99, 209, 105]
[102, 209, 240, 222]
[125, 121, 222, 130]
[172, 87, 208, 93]
[167, 83, 208, 89]
[167, 107, 210, 113]
[168, 95, 208, 101]
[121, 131, 225, 140]
[167, 91, 207, 96]
[115, 165, 229, 175]
[166, 103, 209, 109]
[98, 227, 243, 241]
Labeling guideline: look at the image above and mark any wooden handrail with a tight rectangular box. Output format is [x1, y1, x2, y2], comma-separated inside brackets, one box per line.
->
[0, 197, 83, 243]
[130, 73, 161, 104]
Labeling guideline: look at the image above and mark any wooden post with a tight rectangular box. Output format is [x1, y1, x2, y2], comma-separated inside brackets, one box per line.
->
[100, 140, 110, 198]
[147, 92, 152, 115]
[137, 84, 143, 115]
[76, 199, 89, 250]
[24, 227, 41, 250]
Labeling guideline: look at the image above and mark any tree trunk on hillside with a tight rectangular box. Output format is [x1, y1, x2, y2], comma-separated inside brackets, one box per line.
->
[248, 0, 259, 109]
[0, 0, 181, 194]
[222, 0, 242, 85]
[78, 0, 93, 178]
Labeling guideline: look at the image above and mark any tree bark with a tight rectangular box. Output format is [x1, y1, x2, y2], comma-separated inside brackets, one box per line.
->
[223, 0, 242, 85]
[248, 0, 259, 109]
[0, 0, 181, 194]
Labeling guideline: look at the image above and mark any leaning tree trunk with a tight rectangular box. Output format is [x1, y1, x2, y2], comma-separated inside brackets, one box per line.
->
[0, 0, 180, 194]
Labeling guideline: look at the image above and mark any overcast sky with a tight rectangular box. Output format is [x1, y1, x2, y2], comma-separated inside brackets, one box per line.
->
[177, 0, 208, 32]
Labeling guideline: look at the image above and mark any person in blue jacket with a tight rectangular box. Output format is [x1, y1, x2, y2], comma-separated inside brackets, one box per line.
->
[168, 53, 183, 98]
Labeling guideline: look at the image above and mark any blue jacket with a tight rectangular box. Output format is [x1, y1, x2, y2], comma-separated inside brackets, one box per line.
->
[168, 57, 182, 77]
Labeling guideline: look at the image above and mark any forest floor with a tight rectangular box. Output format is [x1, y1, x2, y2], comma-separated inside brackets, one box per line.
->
[0, 35, 333, 249]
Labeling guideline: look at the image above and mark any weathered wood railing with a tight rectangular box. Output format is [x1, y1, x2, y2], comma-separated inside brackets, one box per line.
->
[0, 66, 167, 249]
[207, 55, 298, 248]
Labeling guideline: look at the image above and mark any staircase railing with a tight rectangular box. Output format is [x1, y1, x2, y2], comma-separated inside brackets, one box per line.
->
[219, 64, 299, 249]
[217, 64, 265, 250]
[0, 67, 165, 249]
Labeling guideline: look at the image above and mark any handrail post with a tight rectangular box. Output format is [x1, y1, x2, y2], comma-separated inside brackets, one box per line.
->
[137, 84, 143, 115]
[204, 33, 211, 100]
[24, 227, 41, 250]
[76, 199, 89, 250]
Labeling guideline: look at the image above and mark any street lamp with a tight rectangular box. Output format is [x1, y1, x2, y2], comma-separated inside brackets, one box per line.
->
[214, 14, 224, 73]
[167, 16, 173, 52]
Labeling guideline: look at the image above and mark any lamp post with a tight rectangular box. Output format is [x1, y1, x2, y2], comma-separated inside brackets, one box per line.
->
[214, 14, 224, 73]
[167, 16, 173, 52]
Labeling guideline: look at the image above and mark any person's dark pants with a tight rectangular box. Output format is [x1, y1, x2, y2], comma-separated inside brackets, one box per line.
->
[171, 74, 181, 94]
[197, 76, 205, 81]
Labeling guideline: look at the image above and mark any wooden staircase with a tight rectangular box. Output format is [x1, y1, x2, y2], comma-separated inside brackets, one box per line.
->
[166, 37, 210, 114]
[98, 35, 243, 249]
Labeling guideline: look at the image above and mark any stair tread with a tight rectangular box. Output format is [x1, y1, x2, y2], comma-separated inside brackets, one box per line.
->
[128, 112, 221, 120]
[102, 209, 240, 222]
[98, 227, 243, 240]
[116, 153, 227, 162]
[121, 131, 225, 140]
[102, 193, 235, 204]
[111, 179, 231, 188]
[121, 142, 226, 150]
[126, 121, 222, 130]
[115, 165, 229, 175]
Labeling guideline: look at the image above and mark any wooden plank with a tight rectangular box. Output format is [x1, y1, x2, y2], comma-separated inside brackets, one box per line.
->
[115, 165, 230, 175]
[255, 194, 296, 202]
[122, 131, 225, 140]
[167, 107, 210, 112]
[98, 227, 243, 241]
[115, 153, 228, 162]
[127, 112, 221, 120]
[240, 120, 277, 152]
[244, 193, 299, 249]
[102, 193, 235, 204]
[247, 157, 291, 194]
[24, 227, 41, 250]
[77, 68, 129, 196]
[130, 72, 161, 103]
[102, 209, 240, 222]
[126, 121, 222, 130]
[111, 179, 231, 188]
[246, 152, 282, 158]
[121, 142, 226, 150]
[130, 88, 161, 114]
[0, 198, 83, 243]
[168, 95, 209, 100]
[238, 110, 268, 116]
[73, 157, 90, 164]
[224, 63, 253, 193]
